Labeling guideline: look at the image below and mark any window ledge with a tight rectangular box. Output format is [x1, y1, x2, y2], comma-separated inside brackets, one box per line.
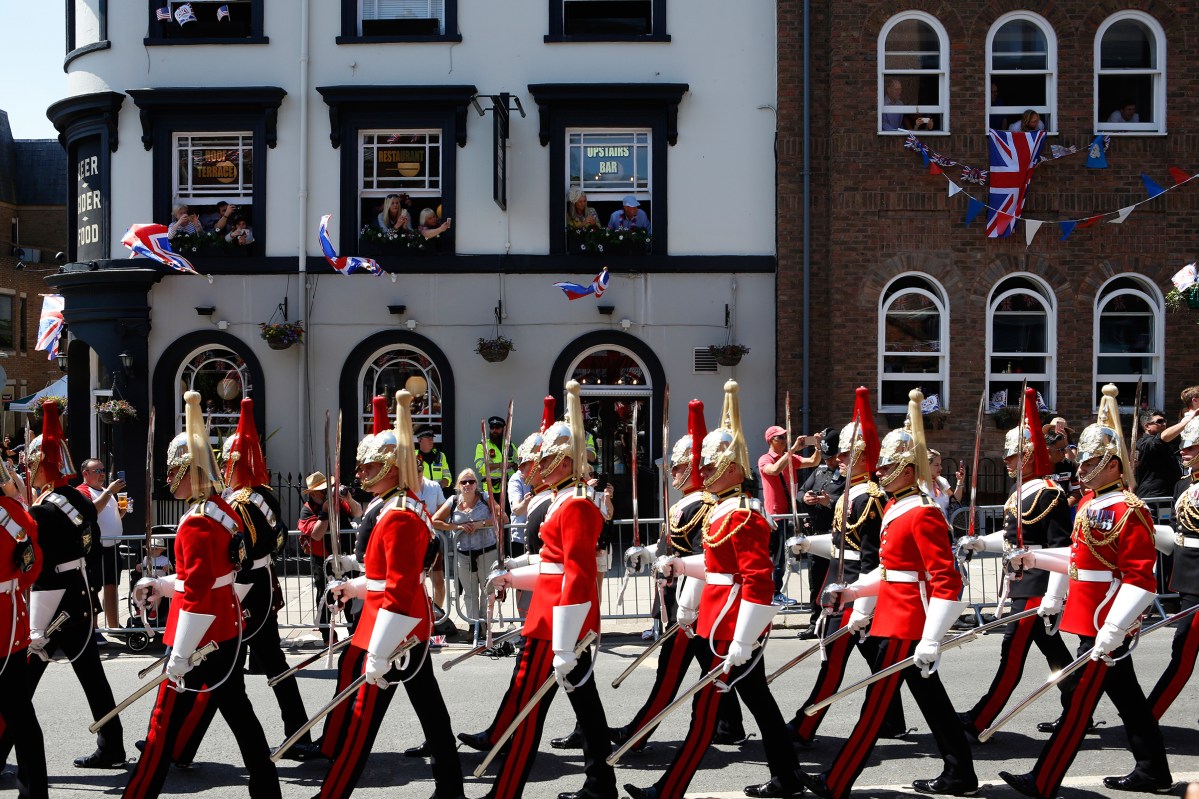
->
[878, 130, 950, 136]
[143, 36, 269, 46]
[336, 34, 462, 44]
[64, 40, 111, 70]
[544, 34, 670, 43]
[1095, 130, 1168, 137]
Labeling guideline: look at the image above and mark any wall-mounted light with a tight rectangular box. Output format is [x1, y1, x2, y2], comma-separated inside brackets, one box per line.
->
[119, 351, 134, 375]
[56, 351, 69, 372]
[388, 304, 407, 315]
[597, 305, 615, 316]
[620, 318, 632, 331]
[406, 319, 419, 331]
[195, 305, 215, 316]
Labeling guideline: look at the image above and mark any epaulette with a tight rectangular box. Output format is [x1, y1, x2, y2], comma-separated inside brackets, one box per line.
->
[1123, 490, 1146, 509]
[866, 482, 884, 499]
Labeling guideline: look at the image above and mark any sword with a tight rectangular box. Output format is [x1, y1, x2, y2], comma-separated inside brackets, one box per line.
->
[496, 399, 515, 560]
[267, 637, 353, 687]
[1128, 375, 1144, 488]
[782, 392, 800, 595]
[656, 385, 671, 630]
[980, 602, 1199, 742]
[833, 420, 862, 588]
[804, 607, 1041, 716]
[89, 641, 219, 733]
[137, 654, 168, 681]
[955, 391, 988, 583]
[475, 630, 597, 777]
[270, 636, 421, 762]
[439, 626, 524, 672]
[140, 408, 157, 641]
[612, 623, 679, 689]
[617, 400, 641, 608]
[22, 418, 34, 506]
[325, 411, 345, 667]
[766, 617, 860, 685]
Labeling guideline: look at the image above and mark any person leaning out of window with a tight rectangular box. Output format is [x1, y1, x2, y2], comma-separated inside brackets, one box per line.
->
[224, 216, 254, 246]
[167, 203, 202, 239]
[567, 187, 600, 230]
[377, 193, 412, 233]
[1008, 109, 1045, 133]
[418, 207, 452, 240]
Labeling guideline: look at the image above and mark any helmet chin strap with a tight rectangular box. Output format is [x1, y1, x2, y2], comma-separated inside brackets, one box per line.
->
[877, 458, 906, 488]
[702, 454, 733, 489]
[359, 457, 394, 489]
[169, 461, 190, 495]
[1078, 451, 1113, 486]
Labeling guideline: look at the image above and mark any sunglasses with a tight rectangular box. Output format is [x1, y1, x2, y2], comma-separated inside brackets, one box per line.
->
[1149, 419, 1166, 425]
[460, 479, 477, 485]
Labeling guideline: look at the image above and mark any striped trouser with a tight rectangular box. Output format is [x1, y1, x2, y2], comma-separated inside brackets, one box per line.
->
[1147, 593, 1199, 719]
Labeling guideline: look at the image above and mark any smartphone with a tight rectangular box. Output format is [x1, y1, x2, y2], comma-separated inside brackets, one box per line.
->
[116, 470, 126, 482]
[594, 477, 609, 491]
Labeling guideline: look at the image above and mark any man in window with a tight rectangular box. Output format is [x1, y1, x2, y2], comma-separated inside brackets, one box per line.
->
[1107, 101, 1140, 124]
[881, 78, 934, 132]
[607, 195, 650, 233]
[200, 201, 236, 234]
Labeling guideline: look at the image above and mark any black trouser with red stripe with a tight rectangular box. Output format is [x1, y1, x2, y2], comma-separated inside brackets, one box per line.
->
[788, 609, 906, 743]
[320, 643, 368, 758]
[474, 642, 527, 745]
[1148, 593, 1199, 719]
[485, 637, 615, 799]
[650, 636, 801, 799]
[1027, 636, 1169, 799]
[122, 636, 280, 799]
[318, 643, 462, 799]
[0, 652, 48, 799]
[818, 637, 973, 799]
[961, 595, 1076, 734]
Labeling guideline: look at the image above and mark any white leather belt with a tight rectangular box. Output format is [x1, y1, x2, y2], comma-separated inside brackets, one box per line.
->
[540, 562, 565, 575]
[881, 568, 927, 583]
[175, 571, 236, 593]
[250, 555, 271, 570]
[707, 572, 735, 586]
[366, 579, 386, 591]
[0, 578, 16, 593]
[841, 550, 861, 561]
[1025, 544, 1043, 550]
[1071, 567, 1116, 583]
[55, 557, 85, 574]
[1179, 537, 1199, 549]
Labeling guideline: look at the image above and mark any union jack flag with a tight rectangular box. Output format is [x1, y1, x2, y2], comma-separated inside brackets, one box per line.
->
[988, 389, 1008, 411]
[174, 3, 197, 25]
[120, 223, 198, 275]
[155, 6, 171, 21]
[318, 214, 382, 276]
[553, 267, 610, 301]
[960, 165, 988, 185]
[986, 129, 1045, 238]
[930, 152, 957, 168]
[216, 4, 230, 21]
[35, 295, 65, 360]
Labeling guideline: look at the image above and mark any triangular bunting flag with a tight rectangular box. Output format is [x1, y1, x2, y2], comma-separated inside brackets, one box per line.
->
[1024, 219, 1043, 246]
[1141, 174, 1165, 198]
[1169, 166, 1192, 185]
[993, 211, 1014, 236]
[1078, 215, 1103, 229]
[921, 147, 930, 167]
[1108, 206, 1135, 224]
[929, 162, 942, 175]
[1086, 136, 1108, 169]
[947, 180, 962, 198]
[1059, 221, 1077, 241]
[965, 198, 985, 226]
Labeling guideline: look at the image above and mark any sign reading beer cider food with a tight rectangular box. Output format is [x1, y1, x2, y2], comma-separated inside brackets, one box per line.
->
[74, 136, 107, 261]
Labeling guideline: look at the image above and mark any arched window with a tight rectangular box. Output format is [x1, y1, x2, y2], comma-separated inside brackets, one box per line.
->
[1094, 275, 1164, 410]
[987, 274, 1056, 411]
[358, 344, 444, 439]
[175, 346, 250, 442]
[878, 274, 949, 412]
[878, 12, 949, 134]
[987, 12, 1056, 132]
[568, 346, 650, 479]
[1095, 11, 1166, 134]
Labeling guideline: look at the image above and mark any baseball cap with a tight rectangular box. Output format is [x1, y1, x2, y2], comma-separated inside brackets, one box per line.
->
[622, 195, 640, 208]
[764, 425, 786, 442]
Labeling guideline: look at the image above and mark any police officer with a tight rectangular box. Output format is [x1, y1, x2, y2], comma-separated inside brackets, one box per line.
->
[416, 426, 451, 491]
[475, 415, 517, 506]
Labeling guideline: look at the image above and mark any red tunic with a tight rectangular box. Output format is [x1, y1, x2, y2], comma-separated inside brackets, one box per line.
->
[164, 496, 243, 647]
[523, 483, 602, 642]
[1060, 486, 1157, 637]
[0, 497, 40, 657]
[872, 489, 962, 640]
[697, 495, 774, 641]
[352, 493, 434, 649]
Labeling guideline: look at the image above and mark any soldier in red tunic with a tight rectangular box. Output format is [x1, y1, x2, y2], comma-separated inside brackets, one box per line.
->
[803, 389, 976, 799]
[1000, 385, 1172, 797]
[626, 381, 803, 799]
[320, 389, 463, 799]
[125, 391, 281, 799]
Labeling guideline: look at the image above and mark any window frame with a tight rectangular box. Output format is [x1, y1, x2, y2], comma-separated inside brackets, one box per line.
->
[337, 0, 461, 44]
[877, 274, 950, 413]
[173, 345, 251, 442]
[1092, 274, 1164, 412]
[358, 128, 444, 229]
[1093, 10, 1166, 136]
[145, 0, 267, 46]
[357, 343, 446, 439]
[172, 131, 256, 208]
[985, 11, 1057, 134]
[877, 11, 950, 136]
[65, 0, 110, 67]
[985, 273, 1057, 410]
[546, 0, 669, 43]
[0, 292, 14, 352]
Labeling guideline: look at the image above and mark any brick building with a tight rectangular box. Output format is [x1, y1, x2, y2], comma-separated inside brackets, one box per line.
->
[0, 109, 67, 429]
[779, 1, 1199, 495]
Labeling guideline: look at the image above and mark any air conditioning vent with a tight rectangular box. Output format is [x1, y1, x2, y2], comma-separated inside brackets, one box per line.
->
[13, 247, 40, 263]
[693, 348, 717, 374]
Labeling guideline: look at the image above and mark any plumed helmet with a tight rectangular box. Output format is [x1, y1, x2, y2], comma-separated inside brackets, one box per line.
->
[222, 398, 269, 489]
[1003, 387, 1052, 477]
[1181, 413, 1199, 451]
[701, 382, 750, 487]
[668, 400, 708, 493]
[536, 382, 588, 480]
[1077, 384, 1133, 487]
[391, 390, 421, 493]
[838, 387, 880, 473]
[0, 456, 11, 488]
[167, 391, 225, 501]
[876, 389, 931, 488]
[517, 396, 557, 465]
[28, 399, 75, 488]
[357, 395, 397, 488]
[371, 395, 391, 435]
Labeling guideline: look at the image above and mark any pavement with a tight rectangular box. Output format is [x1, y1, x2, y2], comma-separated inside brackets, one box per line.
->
[25, 612, 1199, 798]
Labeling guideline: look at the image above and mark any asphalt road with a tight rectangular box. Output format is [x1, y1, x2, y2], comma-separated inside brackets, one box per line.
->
[18, 617, 1199, 798]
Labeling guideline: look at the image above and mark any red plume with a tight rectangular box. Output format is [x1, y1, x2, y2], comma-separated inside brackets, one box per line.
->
[540, 396, 556, 433]
[853, 387, 880, 474]
[39, 400, 72, 487]
[686, 399, 708, 493]
[371, 396, 390, 435]
[1022, 387, 1052, 477]
[225, 398, 269, 488]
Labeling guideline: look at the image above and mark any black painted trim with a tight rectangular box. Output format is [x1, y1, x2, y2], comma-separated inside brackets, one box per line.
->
[338, 0, 460, 42]
[337, 330, 456, 486]
[143, 36, 270, 46]
[66, 0, 108, 56]
[545, 0, 667, 41]
[304, 254, 775, 275]
[64, 40, 112, 70]
[48, 91, 125, 152]
[544, 34, 670, 42]
[144, 0, 265, 44]
[546, 330, 666, 468]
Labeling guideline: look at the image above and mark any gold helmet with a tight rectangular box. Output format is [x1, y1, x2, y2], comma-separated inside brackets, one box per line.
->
[876, 389, 931, 489]
[356, 395, 397, 488]
[28, 400, 76, 488]
[838, 387, 880, 472]
[1181, 414, 1199, 467]
[670, 399, 708, 492]
[1076, 384, 1133, 486]
[536, 381, 588, 480]
[517, 396, 557, 466]
[391, 390, 421, 493]
[167, 391, 225, 501]
[701, 381, 750, 487]
[0, 456, 11, 488]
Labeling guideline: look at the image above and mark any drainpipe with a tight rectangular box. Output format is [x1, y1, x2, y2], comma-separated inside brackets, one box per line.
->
[801, 0, 811, 435]
[297, 0, 311, 467]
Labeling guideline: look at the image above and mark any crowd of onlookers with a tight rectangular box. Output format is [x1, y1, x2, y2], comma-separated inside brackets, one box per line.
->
[167, 200, 255, 246]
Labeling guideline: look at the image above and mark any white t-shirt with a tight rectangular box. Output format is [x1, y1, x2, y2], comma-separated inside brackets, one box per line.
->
[82, 485, 123, 546]
[419, 478, 445, 516]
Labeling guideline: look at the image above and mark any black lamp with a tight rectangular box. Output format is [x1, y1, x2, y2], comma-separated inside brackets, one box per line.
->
[195, 305, 215, 316]
[119, 351, 134, 375]
[597, 304, 615, 316]
[56, 351, 69, 371]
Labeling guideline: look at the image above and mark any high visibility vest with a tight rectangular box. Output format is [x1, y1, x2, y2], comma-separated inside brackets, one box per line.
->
[474, 440, 516, 494]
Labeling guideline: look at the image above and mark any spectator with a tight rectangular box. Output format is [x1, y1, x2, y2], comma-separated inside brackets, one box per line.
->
[567, 187, 600, 230]
[607, 195, 650, 232]
[297, 471, 362, 634]
[881, 78, 934, 131]
[1043, 424, 1082, 509]
[0, 436, 15, 462]
[798, 427, 843, 635]
[200, 200, 236, 233]
[474, 416, 517, 506]
[418, 207, 452, 240]
[924, 449, 963, 519]
[584, 467, 616, 604]
[1050, 416, 1072, 442]
[135, 537, 172, 578]
[432, 469, 505, 640]
[758, 425, 821, 606]
[167, 203, 202, 239]
[418, 476, 449, 617]
[1135, 409, 1181, 499]
[415, 427, 451, 490]
[1107, 101, 1140, 124]
[78, 458, 127, 642]
[376, 193, 412, 233]
[1163, 386, 1199, 445]
[223, 216, 254, 246]
[508, 455, 535, 618]
[1008, 109, 1045, 132]
[988, 81, 1007, 130]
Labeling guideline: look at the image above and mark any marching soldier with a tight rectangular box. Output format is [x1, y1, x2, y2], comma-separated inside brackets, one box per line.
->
[0, 460, 47, 799]
[608, 399, 746, 753]
[626, 381, 804, 799]
[482, 381, 617, 799]
[784, 387, 907, 746]
[319, 389, 463, 799]
[1147, 412, 1199, 717]
[0, 399, 126, 769]
[125, 391, 280, 798]
[171, 398, 317, 764]
[1001, 385, 1172, 797]
[955, 387, 1077, 739]
[803, 389, 977, 799]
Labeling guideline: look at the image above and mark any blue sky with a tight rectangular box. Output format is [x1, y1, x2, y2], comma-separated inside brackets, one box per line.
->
[0, 1, 67, 139]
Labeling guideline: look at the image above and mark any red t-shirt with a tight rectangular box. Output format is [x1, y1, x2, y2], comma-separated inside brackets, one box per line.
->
[757, 450, 801, 515]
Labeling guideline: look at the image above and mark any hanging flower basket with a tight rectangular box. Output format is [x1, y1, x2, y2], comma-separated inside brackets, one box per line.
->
[476, 336, 515, 363]
[1166, 285, 1199, 312]
[30, 396, 68, 422]
[260, 320, 304, 351]
[94, 399, 138, 425]
[709, 344, 749, 367]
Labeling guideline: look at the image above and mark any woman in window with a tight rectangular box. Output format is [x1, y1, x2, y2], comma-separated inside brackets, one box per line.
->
[1008, 109, 1045, 132]
[167, 203, 202, 239]
[376, 193, 412, 233]
[431, 469, 505, 639]
[418, 207, 452, 240]
[567, 187, 600, 230]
